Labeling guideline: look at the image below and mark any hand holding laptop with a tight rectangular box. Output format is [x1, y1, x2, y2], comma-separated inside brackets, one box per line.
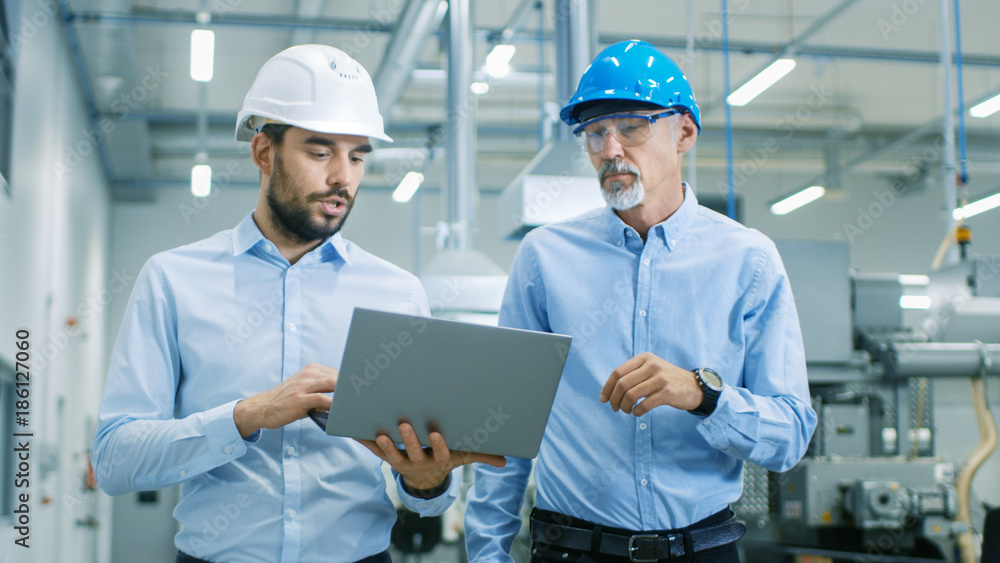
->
[356, 421, 506, 492]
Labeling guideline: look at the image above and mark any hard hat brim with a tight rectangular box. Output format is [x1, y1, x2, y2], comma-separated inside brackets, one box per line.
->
[236, 112, 393, 143]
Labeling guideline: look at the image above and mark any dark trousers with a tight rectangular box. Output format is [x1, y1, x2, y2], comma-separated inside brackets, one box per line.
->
[530, 508, 741, 563]
[176, 549, 391, 563]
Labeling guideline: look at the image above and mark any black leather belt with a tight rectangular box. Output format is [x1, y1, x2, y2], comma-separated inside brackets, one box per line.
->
[530, 515, 746, 562]
[177, 549, 390, 563]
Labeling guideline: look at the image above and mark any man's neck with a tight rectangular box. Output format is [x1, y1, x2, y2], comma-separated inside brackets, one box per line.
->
[615, 183, 686, 242]
[251, 209, 322, 265]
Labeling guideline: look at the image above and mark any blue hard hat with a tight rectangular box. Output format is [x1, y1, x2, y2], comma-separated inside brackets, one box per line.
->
[560, 40, 701, 132]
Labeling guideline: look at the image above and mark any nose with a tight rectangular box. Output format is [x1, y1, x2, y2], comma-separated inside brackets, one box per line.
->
[599, 131, 626, 160]
[326, 153, 354, 188]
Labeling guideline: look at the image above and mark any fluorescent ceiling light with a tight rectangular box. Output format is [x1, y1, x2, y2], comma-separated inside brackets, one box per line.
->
[970, 92, 1000, 118]
[953, 192, 1000, 220]
[485, 44, 516, 77]
[900, 295, 931, 309]
[190, 29, 215, 82]
[191, 164, 212, 197]
[470, 81, 490, 95]
[898, 275, 930, 286]
[727, 58, 797, 107]
[770, 186, 825, 215]
[392, 171, 424, 203]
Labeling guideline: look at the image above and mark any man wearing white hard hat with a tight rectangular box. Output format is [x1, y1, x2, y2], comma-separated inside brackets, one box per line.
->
[92, 44, 503, 563]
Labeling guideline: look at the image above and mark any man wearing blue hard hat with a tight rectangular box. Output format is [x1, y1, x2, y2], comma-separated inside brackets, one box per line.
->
[465, 40, 816, 562]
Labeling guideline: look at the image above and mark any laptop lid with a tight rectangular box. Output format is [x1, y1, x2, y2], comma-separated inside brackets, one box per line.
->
[322, 307, 571, 459]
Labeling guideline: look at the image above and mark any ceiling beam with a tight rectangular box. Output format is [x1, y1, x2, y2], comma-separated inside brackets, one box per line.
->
[66, 8, 1000, 67]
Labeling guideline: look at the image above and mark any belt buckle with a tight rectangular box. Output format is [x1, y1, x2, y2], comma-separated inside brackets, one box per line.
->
[627, 534, 660, 563]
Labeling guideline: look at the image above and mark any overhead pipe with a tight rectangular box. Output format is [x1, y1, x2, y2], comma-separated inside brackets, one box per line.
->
[288, 0, 324, 46]
[939, 0, 958, 266]
[953, 0, 970, 190]
[536, 0, 547, 149]
[780, 110, 965, 203]
[702, 0, 860, 115]
[373, 0, 447, 118]
[719, 0, 736, 218]
[553, 0, 595, 141]
[61, 7, 1000, 68]
[56, 0, 117, 182]
[686, 0, 696, 189]
[445, 0, 475, 250]
[721, 0, 735, 219]
[491, 0, 537, 45]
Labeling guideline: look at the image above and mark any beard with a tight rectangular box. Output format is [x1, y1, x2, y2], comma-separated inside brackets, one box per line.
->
[264, 153, 355, 244]
[598, 159, 645, 210]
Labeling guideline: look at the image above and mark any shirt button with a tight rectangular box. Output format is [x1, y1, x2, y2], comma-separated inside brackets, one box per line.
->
[224, 446, 233, 454]
[617, 241, 623, 246]
[289, 323, 297, 332]
[641, 479, 648, 486]
[288, 510, 296, 519]
[670, 239, 676, 246]
[639, 310, 647, 317]
[264, 244, 273, 252]
[287, 447, 295, 456]
[179, 470, 187, 477]
[643, 258, 650, 265]
[640, 423, 647, 430]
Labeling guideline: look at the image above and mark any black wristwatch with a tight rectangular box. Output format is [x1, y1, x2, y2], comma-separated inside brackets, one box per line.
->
[401, 474, 451, 499]
[690, 367, 724, 416]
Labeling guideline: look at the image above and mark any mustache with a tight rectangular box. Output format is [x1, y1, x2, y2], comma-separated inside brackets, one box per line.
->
[309, 187, 354, 204]
[599, 159, 640, 182]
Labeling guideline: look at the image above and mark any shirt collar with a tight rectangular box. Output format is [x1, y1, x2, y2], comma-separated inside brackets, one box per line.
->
[602, 182, 698, 250]
[231, 211, 351, 266]
[657, 182, 698, 250]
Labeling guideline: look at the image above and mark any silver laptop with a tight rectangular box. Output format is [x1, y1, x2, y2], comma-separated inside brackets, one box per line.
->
[313, 307, 571, 459]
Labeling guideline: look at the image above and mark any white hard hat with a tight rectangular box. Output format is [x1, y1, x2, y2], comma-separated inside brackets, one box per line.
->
[235, 44, 392, 143]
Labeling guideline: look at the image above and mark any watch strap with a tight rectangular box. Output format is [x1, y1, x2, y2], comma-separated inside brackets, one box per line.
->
[690, 368, 722, 416]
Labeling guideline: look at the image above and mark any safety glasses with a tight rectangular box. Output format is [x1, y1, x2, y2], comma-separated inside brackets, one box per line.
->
[573, 109, 680, 153]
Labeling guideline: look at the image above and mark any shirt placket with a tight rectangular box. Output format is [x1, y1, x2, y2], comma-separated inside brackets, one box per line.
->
[633, 233, 660, 529]
[280, 265, 303, 563]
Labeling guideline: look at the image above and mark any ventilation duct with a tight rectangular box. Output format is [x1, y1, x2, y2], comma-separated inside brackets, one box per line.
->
[497, 0, 602, 239]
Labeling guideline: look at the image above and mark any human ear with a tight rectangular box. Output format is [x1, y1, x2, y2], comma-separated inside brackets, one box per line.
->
[251, 133, 276, 176]
[675, 115, 699, 154]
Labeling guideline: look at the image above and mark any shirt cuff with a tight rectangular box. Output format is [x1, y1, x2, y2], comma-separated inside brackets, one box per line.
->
[206, 399, 250, 464]
[396, 469, 460, 516]
[695, 388, 733, 449]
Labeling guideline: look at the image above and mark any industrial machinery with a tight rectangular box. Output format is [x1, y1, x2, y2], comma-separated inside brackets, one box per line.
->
[739, 240, 1000, 563]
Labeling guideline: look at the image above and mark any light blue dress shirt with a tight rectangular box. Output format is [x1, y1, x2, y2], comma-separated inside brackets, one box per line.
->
[465, 187, 817, 561]
[92, 212, 457, 563]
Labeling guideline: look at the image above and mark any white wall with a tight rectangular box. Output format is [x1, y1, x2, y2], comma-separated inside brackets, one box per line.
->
[0, 1, 112, 562]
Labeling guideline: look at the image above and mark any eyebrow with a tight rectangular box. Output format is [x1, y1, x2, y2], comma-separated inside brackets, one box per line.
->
[303, 136, 373, 154]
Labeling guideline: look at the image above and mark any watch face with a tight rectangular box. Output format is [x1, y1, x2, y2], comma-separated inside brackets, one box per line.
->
[700, 368, 723, 388]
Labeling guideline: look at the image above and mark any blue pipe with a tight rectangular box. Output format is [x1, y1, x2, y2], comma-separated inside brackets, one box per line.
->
[722, 0, 735, 220]
[953, 0, 969, 187]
